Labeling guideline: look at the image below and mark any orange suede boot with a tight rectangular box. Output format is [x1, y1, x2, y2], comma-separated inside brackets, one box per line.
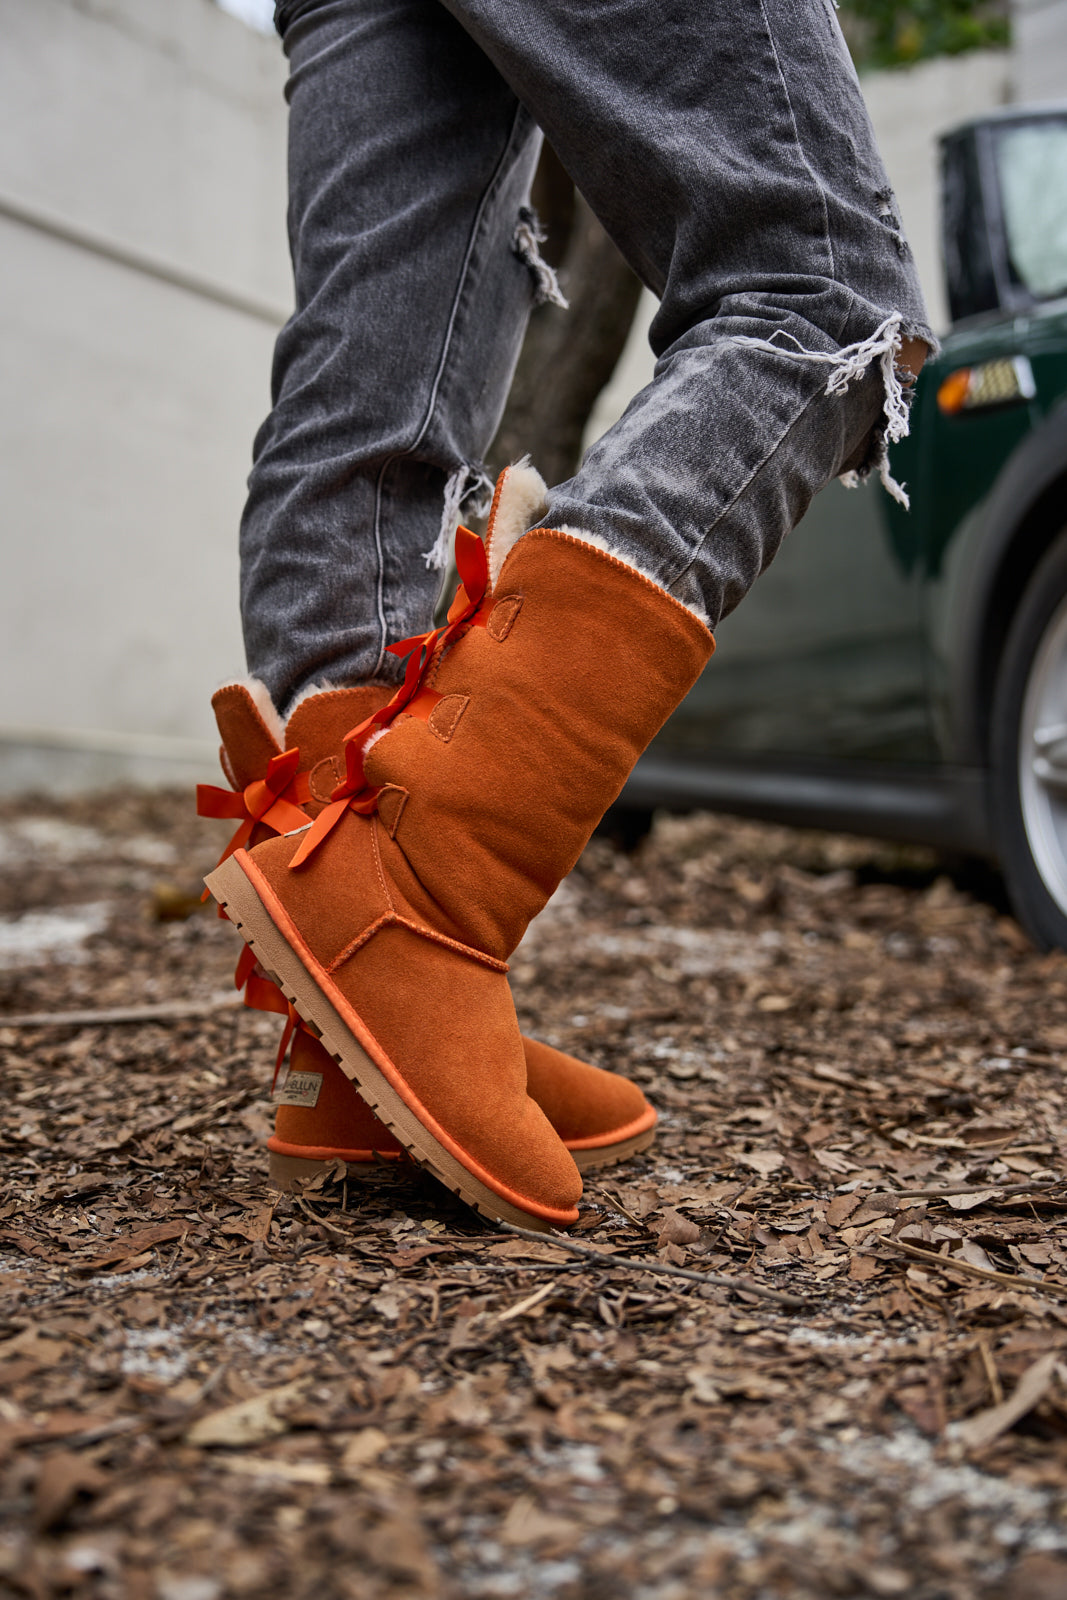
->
[206, 464, 714, 1229]
[200, 681, 657, 1186]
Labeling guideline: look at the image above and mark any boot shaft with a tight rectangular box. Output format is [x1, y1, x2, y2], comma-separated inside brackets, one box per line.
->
[211, 680, 388, 803]
[365, 526, 714, 959]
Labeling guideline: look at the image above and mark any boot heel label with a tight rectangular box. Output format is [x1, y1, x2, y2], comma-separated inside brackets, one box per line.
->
[276, 1070, 323, 1108]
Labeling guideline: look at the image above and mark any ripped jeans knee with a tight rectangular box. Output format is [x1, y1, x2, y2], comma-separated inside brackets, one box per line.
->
[731, 312, 928, 508]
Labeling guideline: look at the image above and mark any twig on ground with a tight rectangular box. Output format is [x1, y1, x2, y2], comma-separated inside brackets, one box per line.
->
[591, 1187, 646, 1226]
[496, 1221, 809, 1309]
[875, 1180, 1060, 1200]
[977, 1337, 1005, 1406]
[492, 1281, 558, 1323]
[295, 1198, 354, 1242]
[429, 1260, 588, 1275]
[0, 995, 244, 1029]
[886, 1238, 1067, 1298]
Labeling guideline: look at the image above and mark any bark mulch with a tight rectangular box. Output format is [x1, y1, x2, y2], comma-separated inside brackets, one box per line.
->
[1, 792, 1067, 1600]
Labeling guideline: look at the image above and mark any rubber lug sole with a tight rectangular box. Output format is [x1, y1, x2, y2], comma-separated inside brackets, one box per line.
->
[206, 854, 576, 1233]
[571, 1127, 656, 1171]
[267, 1127, 654, 1192]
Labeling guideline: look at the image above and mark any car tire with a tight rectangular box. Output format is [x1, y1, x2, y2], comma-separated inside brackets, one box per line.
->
[991, 529, 1067, 951]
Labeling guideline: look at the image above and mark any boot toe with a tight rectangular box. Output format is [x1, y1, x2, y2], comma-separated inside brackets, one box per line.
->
[522, 1037, 654, 1144]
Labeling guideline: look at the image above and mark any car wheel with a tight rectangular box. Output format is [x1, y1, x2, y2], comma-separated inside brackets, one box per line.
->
[991, 529, 1067, 950]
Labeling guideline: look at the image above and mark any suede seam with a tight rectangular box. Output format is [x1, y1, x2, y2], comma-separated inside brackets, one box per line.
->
[326, 909, 507, 977]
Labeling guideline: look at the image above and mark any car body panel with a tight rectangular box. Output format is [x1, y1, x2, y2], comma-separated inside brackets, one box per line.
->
[657, 476, 932, 763]
[635, 107, 1067, 869]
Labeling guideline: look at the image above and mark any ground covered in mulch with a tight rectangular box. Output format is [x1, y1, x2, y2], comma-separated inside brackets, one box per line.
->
[2, 792, 1067, 1600]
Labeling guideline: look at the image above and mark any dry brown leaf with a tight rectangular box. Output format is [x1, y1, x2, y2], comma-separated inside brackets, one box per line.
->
[341, 1427, 390, 1471]
[216, 1455, 332, 1485]
[34, 1451, 106, 1533]
[736, 1150, 784, 1178]
[500, 1495, 585, 1548]
[657, 1208, 701, 1247]
[953, 1351, 1061, 1452]
[184, 1381, 309, 1448]
[687, 1368, 722, 1404]
[945, 1189, 1000, 1212]
[385, 1244, 452, 1267]
[219, 1203, 274, 1244]
[1000, 1553, 1067, 1600]
[484, 1239, 573, 1264]
[0, 1326, 74, 1367]
[72, 1222, 188, 1273]
[825, 1192, 865, 1227]
[848, 1253, 883, 1282]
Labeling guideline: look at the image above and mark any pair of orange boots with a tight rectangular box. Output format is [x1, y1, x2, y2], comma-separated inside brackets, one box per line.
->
[202, 679, 658, 1186]
[202, 465, 714, 1229]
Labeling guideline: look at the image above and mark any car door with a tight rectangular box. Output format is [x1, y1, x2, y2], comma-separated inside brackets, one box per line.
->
[656, 449, 936, 766]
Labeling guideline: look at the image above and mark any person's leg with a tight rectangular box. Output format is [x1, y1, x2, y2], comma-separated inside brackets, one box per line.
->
[441, 0, 936, 622]
[241, 0, 548, 714]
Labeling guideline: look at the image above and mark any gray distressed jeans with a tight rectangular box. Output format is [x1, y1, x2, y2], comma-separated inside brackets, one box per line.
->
[242, 0, 934, 711]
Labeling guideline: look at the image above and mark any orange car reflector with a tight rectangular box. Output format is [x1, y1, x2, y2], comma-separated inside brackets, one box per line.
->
[937, 356, 1036, 416]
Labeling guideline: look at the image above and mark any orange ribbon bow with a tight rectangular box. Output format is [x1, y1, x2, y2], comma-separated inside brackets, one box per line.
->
[197, 747, 311, 871]
[288, 524, 490, 869]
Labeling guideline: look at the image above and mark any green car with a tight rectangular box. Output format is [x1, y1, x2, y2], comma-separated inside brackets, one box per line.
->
[624, 105, 1067, 949]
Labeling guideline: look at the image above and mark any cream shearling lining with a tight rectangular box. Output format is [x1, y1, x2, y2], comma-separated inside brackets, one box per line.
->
[486, 462, 710, 628]
[486, 460, 550, 590]
[283, 677, 348, 722]
[221, 675, 398, 739]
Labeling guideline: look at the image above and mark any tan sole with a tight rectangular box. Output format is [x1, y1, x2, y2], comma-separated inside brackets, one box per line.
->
[207, 854, 572, 1233]
[571, 1127, 656, 1172]
[269, 1128, 654, 1191]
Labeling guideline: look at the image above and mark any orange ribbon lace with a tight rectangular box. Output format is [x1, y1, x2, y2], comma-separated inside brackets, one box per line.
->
[237, 939, 307, 1091]
[288, 524, 490, 870]
[200, 527, 489, 1072]
[270, 1001, 301, 1095]
[198, 746, 313, 1039]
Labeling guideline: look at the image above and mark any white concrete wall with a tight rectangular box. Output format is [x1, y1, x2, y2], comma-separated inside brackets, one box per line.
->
[585, 48, 1016, 449]
[1013, 0, 1067, 102]
[0, 0, 290, 790]
[0, 3, 1052, 793]
[862, 50, 1015, 333]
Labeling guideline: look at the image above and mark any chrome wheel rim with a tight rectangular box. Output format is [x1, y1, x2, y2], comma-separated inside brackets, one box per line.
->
[1019, 591, 1067, 917]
